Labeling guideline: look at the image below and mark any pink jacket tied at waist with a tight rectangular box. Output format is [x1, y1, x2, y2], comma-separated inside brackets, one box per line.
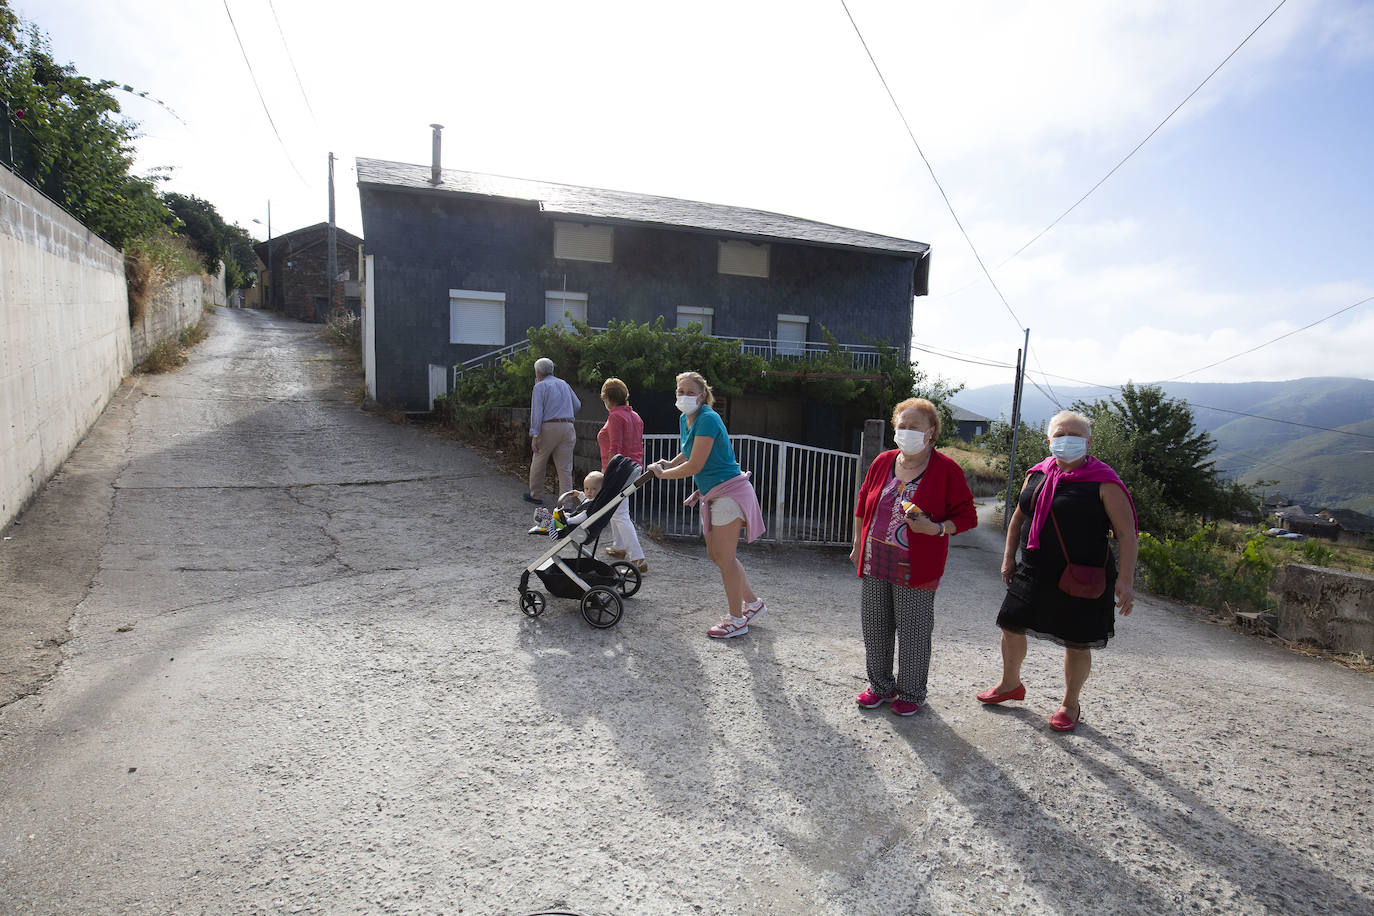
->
[684, 472, 766, 542]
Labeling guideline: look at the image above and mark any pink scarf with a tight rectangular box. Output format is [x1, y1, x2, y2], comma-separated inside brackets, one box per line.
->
[1025, 456, 1137, 550]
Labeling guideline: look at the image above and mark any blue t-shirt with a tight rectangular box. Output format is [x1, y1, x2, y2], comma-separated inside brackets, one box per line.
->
[680, 404, 741, 494]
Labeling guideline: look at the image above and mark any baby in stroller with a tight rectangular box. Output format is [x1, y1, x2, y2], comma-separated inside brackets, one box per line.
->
[529, 471, 604, 537]
[518, 455, 648, 628]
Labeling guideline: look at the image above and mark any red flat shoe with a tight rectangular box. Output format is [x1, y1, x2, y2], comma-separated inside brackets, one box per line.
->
[976, 683, 1026, 704]
[1049, 707, 1081, 731]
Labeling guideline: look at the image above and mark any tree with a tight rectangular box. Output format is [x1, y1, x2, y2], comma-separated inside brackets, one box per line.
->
[0, 1, 169, 248]
[162, 192, 258, 290]
[1073, 382, 1247, 531]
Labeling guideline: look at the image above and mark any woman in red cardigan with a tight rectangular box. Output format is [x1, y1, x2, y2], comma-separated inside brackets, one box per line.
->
[850, 398, 978, 715]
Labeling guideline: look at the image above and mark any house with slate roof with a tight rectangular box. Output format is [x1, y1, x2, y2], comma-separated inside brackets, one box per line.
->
[948, 404, 991, 442]
[252, 223, 364, 323]
[355, 132, 931, 412]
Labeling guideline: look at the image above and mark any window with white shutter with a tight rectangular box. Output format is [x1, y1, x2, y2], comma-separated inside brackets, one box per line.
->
[544, 290, 588, 331]
[449, 289, 505, 345]
[776, 313, 809, 356]
[676, 306, 714, 336]
[553, 222, 614, 262]
[718, 240, 770, 278]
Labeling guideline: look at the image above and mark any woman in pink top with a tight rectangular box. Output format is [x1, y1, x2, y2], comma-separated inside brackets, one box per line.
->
[596, 378, 647, 573]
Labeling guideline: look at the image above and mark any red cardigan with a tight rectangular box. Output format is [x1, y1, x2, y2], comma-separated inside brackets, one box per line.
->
[853, 448, 978, 587]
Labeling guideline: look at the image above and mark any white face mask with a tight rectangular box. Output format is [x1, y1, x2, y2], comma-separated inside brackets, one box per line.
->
[893, 429, 926, 454]
[676, 394, 700, 415]
[1049, 435, 1088, 462]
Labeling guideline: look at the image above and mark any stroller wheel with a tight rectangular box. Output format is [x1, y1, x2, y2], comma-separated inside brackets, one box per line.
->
[519, 590, 546, 618]
[610, 561, 642, 598]
[580, 586, 623, 629]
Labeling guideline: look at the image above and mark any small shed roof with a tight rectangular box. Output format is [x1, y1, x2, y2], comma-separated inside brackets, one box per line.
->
[949, 404, 991, 423]
[355, 158, 931, 260]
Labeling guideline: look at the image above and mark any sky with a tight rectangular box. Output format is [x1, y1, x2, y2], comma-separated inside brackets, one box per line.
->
[18, 0, 1374, 393]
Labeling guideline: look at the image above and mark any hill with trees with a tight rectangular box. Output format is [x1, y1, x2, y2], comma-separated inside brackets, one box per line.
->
[957, 377, 1374, 513]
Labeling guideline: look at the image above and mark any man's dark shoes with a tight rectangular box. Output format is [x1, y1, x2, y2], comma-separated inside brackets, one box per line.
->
[523, 493, 544, 505]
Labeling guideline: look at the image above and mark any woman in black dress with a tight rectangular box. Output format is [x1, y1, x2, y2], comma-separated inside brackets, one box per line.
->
[977, 410, 1138, 731]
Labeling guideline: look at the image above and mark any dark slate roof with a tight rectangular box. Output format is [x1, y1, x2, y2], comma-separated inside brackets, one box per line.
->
[355, 158, 930, 258]
[1325, 508, 1374, 533]
[253, 222, 362, 262]
[949, 404, 991, 423]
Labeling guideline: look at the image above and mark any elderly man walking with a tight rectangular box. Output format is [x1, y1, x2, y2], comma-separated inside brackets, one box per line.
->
[525, 357, 581, 505]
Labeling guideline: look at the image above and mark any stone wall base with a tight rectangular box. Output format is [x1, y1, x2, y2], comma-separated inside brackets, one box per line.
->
[1273, 563, 1374, 655]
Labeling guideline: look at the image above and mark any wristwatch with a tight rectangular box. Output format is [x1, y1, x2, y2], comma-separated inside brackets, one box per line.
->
[938, 522, 948, 537]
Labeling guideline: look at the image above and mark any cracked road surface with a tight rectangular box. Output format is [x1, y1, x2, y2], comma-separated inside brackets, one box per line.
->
[2, 308, 1373, 915]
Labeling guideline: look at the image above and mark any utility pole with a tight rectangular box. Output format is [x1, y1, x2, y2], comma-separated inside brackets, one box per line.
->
[266, 200, 272, 310]
[327, 152, 338, 319]
[1003, 327, 1030, 530]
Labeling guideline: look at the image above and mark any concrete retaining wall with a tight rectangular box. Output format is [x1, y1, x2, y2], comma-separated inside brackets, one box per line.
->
[1, 167, 131, 532]
[1273, 563, 1374, 655]
[130, 273, 217, 367]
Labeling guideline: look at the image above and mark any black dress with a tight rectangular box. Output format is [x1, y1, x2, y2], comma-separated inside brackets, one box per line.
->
[997, 471, 1118, 649]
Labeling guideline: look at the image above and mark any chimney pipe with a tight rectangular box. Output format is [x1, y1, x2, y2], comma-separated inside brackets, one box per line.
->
[429, 123, 444, 185]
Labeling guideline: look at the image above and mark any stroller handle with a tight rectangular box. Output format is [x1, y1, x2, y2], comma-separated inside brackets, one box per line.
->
[633, 469, 657, 487]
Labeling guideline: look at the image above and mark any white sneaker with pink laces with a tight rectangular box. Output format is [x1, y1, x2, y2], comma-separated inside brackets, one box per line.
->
[706, 614, 749, 639]
[742, 598, 767, 622]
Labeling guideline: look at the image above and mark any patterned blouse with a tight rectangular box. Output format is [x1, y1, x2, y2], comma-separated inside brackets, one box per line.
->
[863, 470, 938, 590]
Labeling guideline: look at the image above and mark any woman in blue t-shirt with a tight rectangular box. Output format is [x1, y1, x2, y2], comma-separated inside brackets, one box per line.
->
[649, 371, 767, 639]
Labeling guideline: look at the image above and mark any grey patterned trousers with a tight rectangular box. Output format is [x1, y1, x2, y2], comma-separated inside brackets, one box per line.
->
[860, 575, 936, 703]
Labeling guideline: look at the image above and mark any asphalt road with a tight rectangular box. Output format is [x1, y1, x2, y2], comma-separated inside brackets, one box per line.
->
[1, 307, 1371, 915]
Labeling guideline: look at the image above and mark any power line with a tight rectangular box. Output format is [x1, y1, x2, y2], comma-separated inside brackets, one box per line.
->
[1168, 293, 1374, 380]
[910, 341, 1016, 370]
[926, 0, 1290, 302]
[222, 0, 307, 185]
[840, 0, 1025, 334]
[1014, 365, 1374, 441]
[1004, 0, 1290, 264]
[1026, 344, 1063, 409]
[265, 0, 320, 131]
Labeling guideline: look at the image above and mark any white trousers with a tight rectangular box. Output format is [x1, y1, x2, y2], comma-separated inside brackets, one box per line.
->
[610, 497, 645, 562]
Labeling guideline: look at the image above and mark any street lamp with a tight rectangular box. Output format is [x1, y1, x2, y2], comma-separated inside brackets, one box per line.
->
[251, 201, 272, 310]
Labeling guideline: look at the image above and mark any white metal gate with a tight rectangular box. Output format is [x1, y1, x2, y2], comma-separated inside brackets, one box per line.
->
[633, 434, 859, 547]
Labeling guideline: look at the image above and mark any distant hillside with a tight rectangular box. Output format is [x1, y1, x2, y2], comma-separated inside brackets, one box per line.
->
[953, 377, 1374, 512]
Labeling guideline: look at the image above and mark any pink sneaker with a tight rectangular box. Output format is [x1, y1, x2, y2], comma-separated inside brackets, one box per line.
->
[706, 615, 749, 639]
[856, 688, 896, 708]
[891, 699, 924, 716]
[742, 598, 767, 622]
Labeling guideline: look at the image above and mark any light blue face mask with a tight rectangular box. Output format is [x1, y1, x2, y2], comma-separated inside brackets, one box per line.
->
[1049, 435, 1088, 462]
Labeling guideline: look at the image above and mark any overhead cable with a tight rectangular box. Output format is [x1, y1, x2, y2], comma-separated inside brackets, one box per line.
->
[1003, 0, 1291, 264]
[927, 0, 1290, 302]
[840, 0, 1025, 334]
[266, 0, 321, 131]
[222, 0, 308, 184]
[1168, 294, 1374, 380]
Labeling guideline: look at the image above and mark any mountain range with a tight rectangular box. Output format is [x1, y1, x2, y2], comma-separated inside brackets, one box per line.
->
[953, 377, 1374, 514]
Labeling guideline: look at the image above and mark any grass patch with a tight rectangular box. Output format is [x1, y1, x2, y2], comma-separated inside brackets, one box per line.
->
[944, 442, 1006, 497]
[136, 317, 211, 374]
[124, 230, 203, 322]
[136, 338, 187, 374]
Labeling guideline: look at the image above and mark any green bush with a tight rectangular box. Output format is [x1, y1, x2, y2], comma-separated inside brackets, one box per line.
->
[443, 318, 950, 433]
[1137, 525, 1277, 612]
[1300, 537, 1335, 567]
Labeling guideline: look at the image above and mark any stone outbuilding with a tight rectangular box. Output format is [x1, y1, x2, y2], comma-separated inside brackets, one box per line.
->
[253, 223, 363, 323]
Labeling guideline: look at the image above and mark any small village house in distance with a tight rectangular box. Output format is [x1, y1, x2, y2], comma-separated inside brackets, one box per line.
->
[251, 223, 364, 322]
[356, 128, 931, 414]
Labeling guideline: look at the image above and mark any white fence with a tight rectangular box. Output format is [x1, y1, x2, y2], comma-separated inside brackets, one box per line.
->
[633, 433, 860, 547]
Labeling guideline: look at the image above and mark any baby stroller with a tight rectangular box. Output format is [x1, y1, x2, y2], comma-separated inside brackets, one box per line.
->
[518, 455, 654, 628]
